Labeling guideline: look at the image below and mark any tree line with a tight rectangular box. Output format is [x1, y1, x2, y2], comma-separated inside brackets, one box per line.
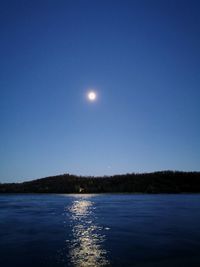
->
[0, 171, 200, 193]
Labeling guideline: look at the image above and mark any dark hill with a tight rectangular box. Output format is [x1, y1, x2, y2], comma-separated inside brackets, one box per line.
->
[0, 171, 200, 193]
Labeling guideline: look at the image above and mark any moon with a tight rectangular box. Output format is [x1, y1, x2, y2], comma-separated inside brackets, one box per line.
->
[87, 91, 97, 101]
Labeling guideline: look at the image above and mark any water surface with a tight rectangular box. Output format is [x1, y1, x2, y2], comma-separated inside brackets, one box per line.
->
[1, 194, 200, 266]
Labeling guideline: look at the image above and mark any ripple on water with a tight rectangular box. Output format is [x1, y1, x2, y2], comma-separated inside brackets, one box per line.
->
[67, 198, 109, 267]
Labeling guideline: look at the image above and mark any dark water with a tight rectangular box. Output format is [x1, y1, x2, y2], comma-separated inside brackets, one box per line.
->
[1, 194, 200, 267]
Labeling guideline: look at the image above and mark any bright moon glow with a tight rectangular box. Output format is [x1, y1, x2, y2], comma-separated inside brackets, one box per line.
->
[88, 91, 97, 101]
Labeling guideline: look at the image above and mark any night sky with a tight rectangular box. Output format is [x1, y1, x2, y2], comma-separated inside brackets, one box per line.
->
[1, 0, 200, 182]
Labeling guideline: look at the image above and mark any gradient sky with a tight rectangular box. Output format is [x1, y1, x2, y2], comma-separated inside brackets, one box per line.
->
[0, 0, 200, 182]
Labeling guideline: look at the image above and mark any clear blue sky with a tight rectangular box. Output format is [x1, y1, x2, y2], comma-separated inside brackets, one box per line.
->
[0, 0, 200, 182]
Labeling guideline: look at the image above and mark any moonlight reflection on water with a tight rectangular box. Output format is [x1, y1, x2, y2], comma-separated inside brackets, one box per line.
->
[68, 195, 109, 267]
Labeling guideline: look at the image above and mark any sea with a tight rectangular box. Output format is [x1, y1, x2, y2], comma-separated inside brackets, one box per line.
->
[1, 194, 200, 267]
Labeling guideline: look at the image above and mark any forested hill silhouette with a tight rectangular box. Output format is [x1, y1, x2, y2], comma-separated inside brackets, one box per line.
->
[0, 171, 200, 193]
